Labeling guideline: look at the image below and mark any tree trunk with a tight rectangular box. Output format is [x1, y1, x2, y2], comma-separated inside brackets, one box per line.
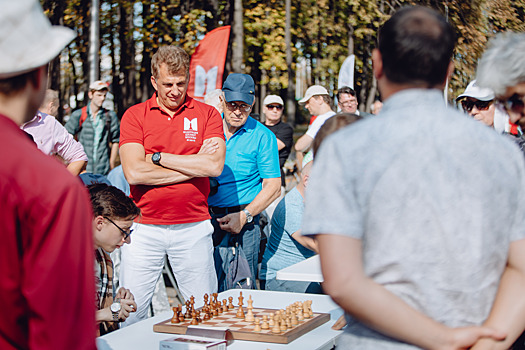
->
[285, 0, 296, 125]
[232, 0, 244, 72]
[119, 1, 136, 111]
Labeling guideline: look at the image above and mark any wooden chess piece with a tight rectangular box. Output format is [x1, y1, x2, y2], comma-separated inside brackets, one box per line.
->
[253, 317, 261, 332]
[286, 317, 292, 329]
[271, 318, 281, 334]
[238, 291, 244, 307]
[280, 319, 287, 332]
[261, 315, 269, 330]
[236, 305, 245, 319]
[297, 310, 304, 321]
[245, 308, 255, 322]
[222, 299, 228, 312]
[228, 296, 234, 310]
[212, 307, 219, 316]
[191, 311, 199, 325]
[291, 313, 298, 326]
[247, 295, 253, 310]
[171, 307, 179, 323]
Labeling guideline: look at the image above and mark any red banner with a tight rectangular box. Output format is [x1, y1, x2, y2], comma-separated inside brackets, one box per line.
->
[188, 26, 231, 101]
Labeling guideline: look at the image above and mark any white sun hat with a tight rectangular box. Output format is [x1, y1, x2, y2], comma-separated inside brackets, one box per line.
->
[0, 0, 75, 79]
[299, 85, 329, 104]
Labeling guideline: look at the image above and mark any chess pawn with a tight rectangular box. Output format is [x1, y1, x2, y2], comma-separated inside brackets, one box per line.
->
[291, 313, 298, 326]
[191, 311, 199, 325]
[271, 319, 281, 334]
[286, 317, 292, 329]
[236, 306, 245, 319]
[261, 315, 269, 329]
[245, 308, 255, 322]
[222, 299, 229, 313]
[171, 307, 179, 323]
[269, 315, 274, 327]
[228, 297, 234, 310]
[297, 311, 304, 321]
[280, 320, 287, 332]
[212, 307, 219, 316]
[253, 317, 262, 332]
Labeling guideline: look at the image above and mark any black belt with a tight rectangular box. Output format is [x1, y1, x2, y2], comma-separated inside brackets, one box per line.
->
[209, 204, 247, 215]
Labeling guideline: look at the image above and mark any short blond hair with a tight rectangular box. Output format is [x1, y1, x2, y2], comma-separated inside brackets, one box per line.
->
[151, 46, 190, 79]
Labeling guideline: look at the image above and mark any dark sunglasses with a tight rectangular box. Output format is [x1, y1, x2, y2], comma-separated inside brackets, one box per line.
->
[461, 99, 492, 112]
[105, 217, 133, 240]
[499, 94, 525, 114]
[266, 104, 283, 110]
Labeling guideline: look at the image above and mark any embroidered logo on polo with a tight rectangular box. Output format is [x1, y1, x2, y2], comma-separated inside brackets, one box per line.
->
[183, 117, 198, 142]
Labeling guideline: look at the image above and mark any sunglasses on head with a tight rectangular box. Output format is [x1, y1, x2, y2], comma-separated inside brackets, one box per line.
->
[266, 104, 283, 110]
[461, 99, 492, 112]
[498, 94, 525, 115]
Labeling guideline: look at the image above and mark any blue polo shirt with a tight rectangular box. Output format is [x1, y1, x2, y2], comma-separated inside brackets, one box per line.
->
[208, 117, 280, 207]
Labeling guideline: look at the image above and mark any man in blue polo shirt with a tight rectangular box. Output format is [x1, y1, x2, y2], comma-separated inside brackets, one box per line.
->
[208, 73, 281, 291]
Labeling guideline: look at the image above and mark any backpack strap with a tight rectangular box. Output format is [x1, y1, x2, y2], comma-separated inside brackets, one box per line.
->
[79, 106, 88, 129]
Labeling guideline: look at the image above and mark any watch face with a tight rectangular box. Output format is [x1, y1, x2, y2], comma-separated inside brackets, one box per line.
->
[110, 302, 121, 313]
[152, 152, 161, 163]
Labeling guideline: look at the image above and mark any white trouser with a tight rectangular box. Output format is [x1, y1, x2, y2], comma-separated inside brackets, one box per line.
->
[120, 220, 217, 326]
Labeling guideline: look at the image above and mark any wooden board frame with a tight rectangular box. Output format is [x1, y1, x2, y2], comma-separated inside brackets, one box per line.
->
[153, 307, 330, 344]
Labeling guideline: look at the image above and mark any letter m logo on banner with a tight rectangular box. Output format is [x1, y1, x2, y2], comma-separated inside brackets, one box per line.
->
[188, 26, 231, 101]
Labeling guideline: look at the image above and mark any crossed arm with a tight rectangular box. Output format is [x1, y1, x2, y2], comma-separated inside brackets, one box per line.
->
[317, 234, 507, 350]
[120, 137, 225, 186]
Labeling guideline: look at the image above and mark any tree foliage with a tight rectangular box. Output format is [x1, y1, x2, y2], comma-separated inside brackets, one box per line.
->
[41, 0, 525, 124]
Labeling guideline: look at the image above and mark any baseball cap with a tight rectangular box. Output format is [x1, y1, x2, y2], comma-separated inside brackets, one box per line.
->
[456, 80, 495, 101]
[222, 73, 255, 105]
[263, 95, 284, 106]
[0, 0, 75, 79]
[299, 85, 329, 104]
[89, 80, 109, 91]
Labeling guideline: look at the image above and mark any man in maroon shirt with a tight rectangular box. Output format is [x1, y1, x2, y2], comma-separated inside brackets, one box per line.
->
[0, 1, 97, 349]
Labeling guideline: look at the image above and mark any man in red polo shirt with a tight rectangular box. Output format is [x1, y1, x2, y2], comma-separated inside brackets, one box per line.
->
[119, 45, 226, 324]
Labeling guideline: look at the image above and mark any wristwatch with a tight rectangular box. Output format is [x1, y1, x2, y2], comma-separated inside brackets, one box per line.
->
[152, 152, 162, 166]
[110, 300, 121, 321]
[242, 209, 253, 223]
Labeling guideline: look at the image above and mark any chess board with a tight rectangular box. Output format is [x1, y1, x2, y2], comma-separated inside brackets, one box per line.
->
[153, 307, 330, 344]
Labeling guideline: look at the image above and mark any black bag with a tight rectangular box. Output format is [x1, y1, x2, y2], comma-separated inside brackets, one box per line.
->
[214, 235, 253, 292]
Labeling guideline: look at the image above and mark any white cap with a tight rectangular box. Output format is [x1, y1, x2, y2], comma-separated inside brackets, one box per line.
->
[299, 85, 329, 104]
[263, 95, 284, 106]
[0, 0, 75, 79]
[89, 80, 109, 91]
[456, 80, 495, 101]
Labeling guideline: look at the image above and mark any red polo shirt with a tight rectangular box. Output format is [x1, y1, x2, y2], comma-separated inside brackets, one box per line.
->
[0, 114, 96, 350]
[120, 94, 224, 224]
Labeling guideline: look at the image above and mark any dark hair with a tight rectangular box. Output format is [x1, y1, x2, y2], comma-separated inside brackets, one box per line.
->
[88, 183, 140, 221]
[378, 6, 456, 87]
[336, 86, 356, 100]
[312, 113, 363, 156]
[317, 94, 332, 106]
[0, 70, 34, 95]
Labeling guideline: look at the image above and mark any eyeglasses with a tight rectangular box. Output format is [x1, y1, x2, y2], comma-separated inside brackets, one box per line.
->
[226, 102, 251, 112]
[105, 217, 133, 240]
[498, 94, 525, 115]
[461, 99, 492, 112]
[266, 104, 283, 110]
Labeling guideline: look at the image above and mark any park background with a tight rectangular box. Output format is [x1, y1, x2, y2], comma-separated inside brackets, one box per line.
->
[41, 0, 525, 125]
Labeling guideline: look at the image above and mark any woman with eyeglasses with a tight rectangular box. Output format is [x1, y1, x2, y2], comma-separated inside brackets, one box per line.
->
[88, 183, 140, 335]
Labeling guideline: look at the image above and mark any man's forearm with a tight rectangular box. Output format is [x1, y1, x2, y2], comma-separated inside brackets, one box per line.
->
[244, 177, 280, 216]
[472, 240, 525, 350]
[66, 160, 86, 176]
[109, 143, 119, 170]
[156, 137, 225, 178]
